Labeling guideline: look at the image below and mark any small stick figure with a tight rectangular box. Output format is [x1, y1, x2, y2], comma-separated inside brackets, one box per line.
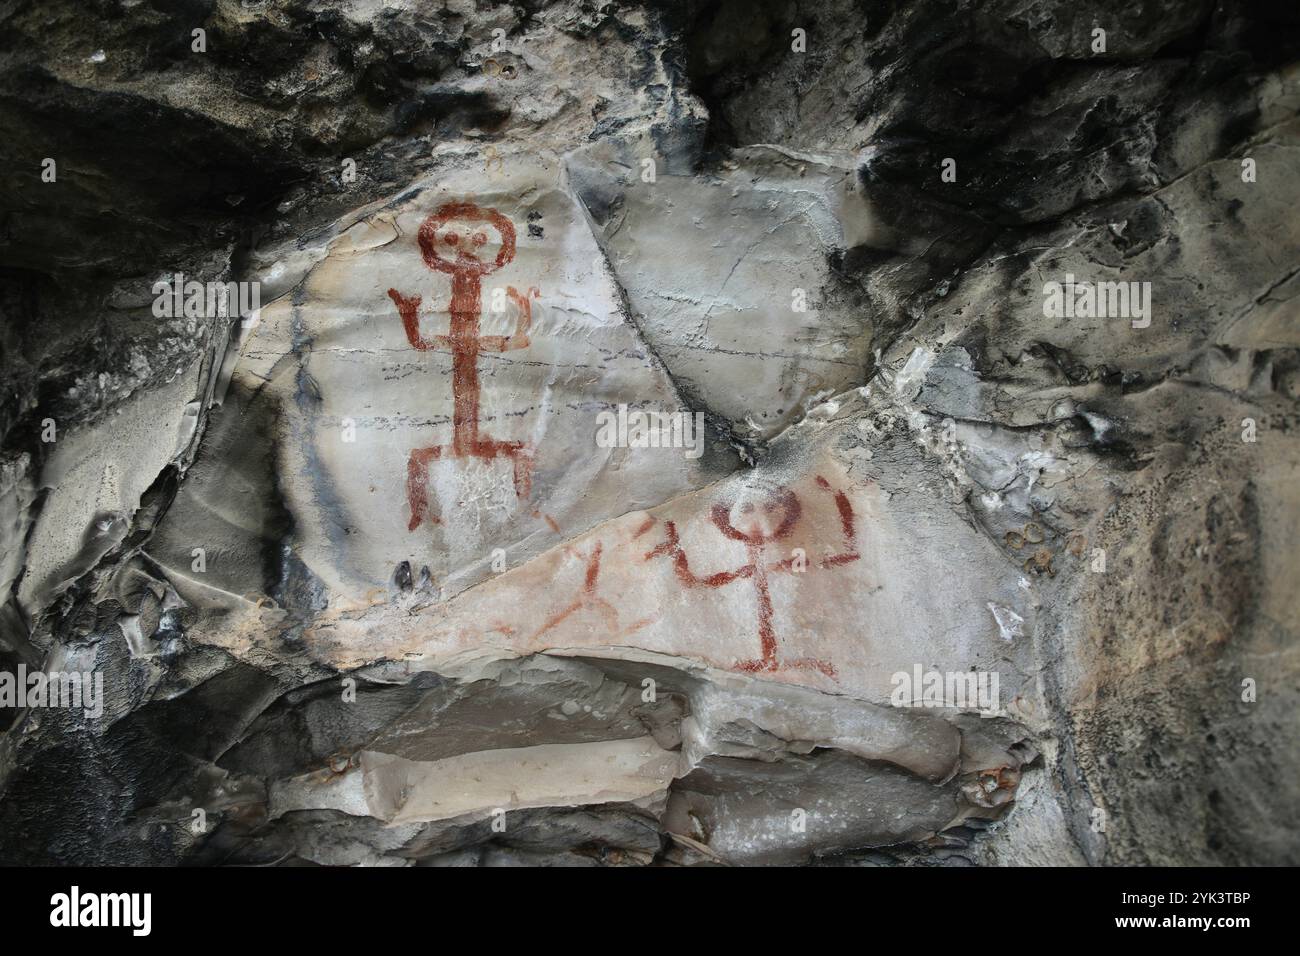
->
[387, 201, 539, 530]
[644, 476, 860, 677]
[532, 541, 656, 643]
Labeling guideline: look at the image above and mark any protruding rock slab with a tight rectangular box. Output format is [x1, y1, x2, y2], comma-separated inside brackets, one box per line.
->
[292, 431, 1032, 708]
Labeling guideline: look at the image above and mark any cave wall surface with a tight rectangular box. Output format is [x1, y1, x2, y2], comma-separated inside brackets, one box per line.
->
[0, 0, 1297, 866]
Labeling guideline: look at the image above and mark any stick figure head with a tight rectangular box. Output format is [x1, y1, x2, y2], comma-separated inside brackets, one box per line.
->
[711, 485, 802, 543]
[417, 201, 517, 276]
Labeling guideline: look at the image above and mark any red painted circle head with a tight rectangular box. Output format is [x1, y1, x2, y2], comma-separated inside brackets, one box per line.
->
[417, 201, 517, 276]
[711, 486, 802, 543]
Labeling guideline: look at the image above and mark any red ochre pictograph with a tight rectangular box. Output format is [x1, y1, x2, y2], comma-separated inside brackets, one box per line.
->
[387, 201, 540, 530]
[643, 476, 860, 678]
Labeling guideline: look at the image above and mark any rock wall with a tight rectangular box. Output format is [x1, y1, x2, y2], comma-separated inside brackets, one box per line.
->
[0, 0, 1296, 866]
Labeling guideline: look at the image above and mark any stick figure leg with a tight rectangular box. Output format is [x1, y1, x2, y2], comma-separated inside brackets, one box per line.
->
[735, 656, 837, 678]
[784, 657, 839, 678]
[508, 445, 534, 499]
[474, 439, 534, 500]
[406, 445, 448, 530]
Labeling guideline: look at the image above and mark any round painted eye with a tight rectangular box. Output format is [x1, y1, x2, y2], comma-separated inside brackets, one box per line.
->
[471, 231, 488, 246]
[742, 503, 754, 514]
[443, 232, 460, 246]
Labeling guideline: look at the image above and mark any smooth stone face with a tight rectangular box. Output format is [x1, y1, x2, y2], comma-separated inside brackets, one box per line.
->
[225, 157, 719, 605]
[270, 737, 681, 826]
[569, 142, 876, 443]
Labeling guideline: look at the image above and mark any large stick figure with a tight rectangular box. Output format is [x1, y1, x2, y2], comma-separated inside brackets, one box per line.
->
[387, 201, 539, 530]
[643, 476, 860, 678]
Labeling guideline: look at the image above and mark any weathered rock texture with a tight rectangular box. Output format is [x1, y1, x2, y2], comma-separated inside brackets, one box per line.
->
[0, 0, 1297, 866]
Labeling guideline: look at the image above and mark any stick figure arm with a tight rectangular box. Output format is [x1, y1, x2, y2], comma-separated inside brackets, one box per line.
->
[479, 286, 537, 353]
[642, 520, 682, 562]
[820, 550, 860, 568]
[698, 566, 752, 586]
[644, 520, 751, 587]
[816, 478, 861, 568]
[387, 289, 439, 351]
